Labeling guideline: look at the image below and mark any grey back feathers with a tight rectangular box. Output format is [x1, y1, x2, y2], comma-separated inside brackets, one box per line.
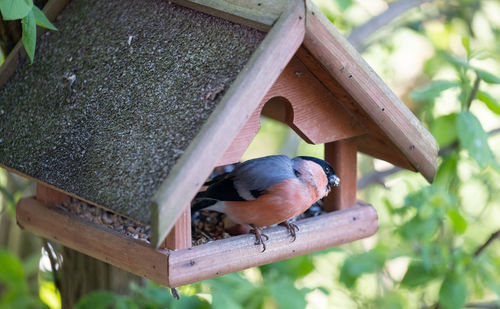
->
[232, 155, 295, 200]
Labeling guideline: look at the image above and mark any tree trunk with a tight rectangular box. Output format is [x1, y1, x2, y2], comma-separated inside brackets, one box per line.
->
[58, 247, 144, 309]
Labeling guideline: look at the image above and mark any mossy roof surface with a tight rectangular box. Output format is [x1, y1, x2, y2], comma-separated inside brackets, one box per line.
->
[0, 0, 264, 223]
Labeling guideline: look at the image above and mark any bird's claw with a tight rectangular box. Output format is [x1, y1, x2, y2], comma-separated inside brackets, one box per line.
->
[250, 225, 268, 252]
[280, 221, 299, 242]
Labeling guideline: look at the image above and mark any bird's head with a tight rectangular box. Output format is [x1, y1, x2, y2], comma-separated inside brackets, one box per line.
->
[297, 156, 340, 189]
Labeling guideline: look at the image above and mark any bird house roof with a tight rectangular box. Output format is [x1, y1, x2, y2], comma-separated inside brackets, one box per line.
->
[0, 0, 437, 248]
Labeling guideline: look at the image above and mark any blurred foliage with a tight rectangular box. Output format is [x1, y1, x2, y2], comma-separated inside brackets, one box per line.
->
[2, 0, 500, 308]
[0, 0, 57, 63]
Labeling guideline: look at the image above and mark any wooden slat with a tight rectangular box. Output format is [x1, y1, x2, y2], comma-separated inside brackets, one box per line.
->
[163, 207, 192, 250]
[303, 0, 437, 183]
[16, 197, 170, 286]
[151, 0, 306, 248]
[217, 56, 366, 166]
[171, 0, 287, 32]
[168, 201, 378, 287]
[35, 183, 70, 208]
[0, 0, 70, 88]
[323, 139, 357, 210]
[355, 133, 416, 170]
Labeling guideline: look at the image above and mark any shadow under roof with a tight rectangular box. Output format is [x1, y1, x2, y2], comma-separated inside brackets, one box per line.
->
[0, 0, 265, 223]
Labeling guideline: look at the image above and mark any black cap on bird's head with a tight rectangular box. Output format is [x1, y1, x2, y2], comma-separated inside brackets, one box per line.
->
[298, 156, 340, 188]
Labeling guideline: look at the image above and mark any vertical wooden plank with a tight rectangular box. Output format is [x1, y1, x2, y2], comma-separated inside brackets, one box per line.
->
[323, 139, 357, 211]
[161, 206, 191, 250]
[35, 183, 70, 208]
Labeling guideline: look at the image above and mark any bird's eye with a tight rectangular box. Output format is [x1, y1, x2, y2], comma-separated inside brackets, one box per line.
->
[325, 167, 330, 173]
[294, 169, 301, 177]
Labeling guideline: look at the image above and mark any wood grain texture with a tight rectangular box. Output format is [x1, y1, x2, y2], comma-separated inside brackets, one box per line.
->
[171, 0, 287, 31]
[16, 197, 170, 286]
[163, 207, 191, 250]
[323, 139, 357, 210]
[168, 201, 378, 287]
[151, 0, 306, 248]
[355, 134, 417, 170]
[217, 56, 366, 165]
[0, 0, 70, 88]
[303, 0, 437, 183]
[35, 183, 70, 208]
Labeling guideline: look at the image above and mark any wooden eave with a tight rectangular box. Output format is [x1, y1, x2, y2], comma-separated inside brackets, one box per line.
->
[301, 0, 438, 181]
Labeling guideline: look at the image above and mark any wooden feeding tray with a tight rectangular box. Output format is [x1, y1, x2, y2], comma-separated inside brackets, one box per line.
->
[0, 0, 437, 288]
[16, 193, 377, 287]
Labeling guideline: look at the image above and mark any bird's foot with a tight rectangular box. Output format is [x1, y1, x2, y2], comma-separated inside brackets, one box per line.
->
[280, 220, 299, 242]
[250, 225, 269, 252]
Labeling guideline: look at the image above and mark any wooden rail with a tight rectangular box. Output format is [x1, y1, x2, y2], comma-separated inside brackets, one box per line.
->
[17, 197, 378, 287]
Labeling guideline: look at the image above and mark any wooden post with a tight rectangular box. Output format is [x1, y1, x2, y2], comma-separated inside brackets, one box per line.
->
[35, 183, 70, 208]
[323, 139, 357, 211]
[161, 206, 191, 250]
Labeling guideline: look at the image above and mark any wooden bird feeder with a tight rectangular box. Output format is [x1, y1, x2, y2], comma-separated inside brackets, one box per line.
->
[0, 0, 437, 288]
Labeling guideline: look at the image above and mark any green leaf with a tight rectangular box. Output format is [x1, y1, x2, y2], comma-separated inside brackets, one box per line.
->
[401, 261, 435, 287]
[0, 250, 26, 284]
[400, 216, 440, 240]
[430, 114, 457, 147]
[411, 80, 459, 102]
[461, 37, 471, 59]
[339, 250, 385, 288]
[446, 209, 467, 234]
[0, 0, 32, 20]
[75, 291, 117, 309]
[475, 68, 500, 84]
[336, 0, 352, 11]
[269, 278, 307, 309]
[171, 296, 211, 309]
[456, 111, 495, 168]
[477, 90, 500, 115]
[438, 272, 467, 309]
[212, 292, 244, 309]
[261, 256, 314, 280]
[374, 291, 406, 309]
[21, 10, 36, 64]
[434, 154, 458, 189]
[32, 5, 57, 30]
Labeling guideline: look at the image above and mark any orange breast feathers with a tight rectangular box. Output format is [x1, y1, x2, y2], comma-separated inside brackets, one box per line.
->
[223, 159, 331, 227]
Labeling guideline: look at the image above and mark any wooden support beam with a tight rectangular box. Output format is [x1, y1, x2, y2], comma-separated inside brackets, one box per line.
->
[162, 207, 192, 250]
[168, 201, 378, 287]
[323, 139, 357, 211]
[35, 183, 70, 208]
[16, 197, 170, 286]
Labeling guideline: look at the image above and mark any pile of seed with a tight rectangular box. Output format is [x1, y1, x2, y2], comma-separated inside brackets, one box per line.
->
[191, 210, 231, 246]
[58, 197, 151, 244]
[57, 192, 325, 247]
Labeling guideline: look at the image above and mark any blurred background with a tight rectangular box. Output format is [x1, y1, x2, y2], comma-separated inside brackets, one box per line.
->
[1, 0, 500, 308]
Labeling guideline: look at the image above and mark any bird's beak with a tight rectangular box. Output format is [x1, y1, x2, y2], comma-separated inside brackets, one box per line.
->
[329, 175, 340, 187]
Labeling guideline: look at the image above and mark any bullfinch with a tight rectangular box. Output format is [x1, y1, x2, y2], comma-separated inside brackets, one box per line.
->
[192, 155, 340, 251]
